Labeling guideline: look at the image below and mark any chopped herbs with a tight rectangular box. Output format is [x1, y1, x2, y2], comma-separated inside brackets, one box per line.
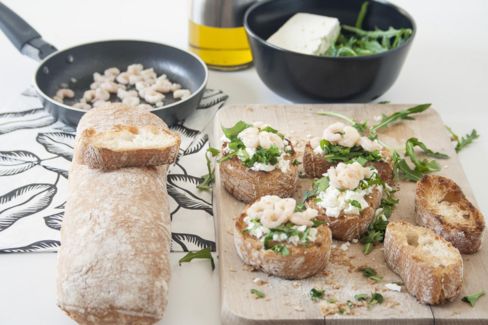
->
[292, 159, 301, 166]
[462, 291, 485, 307]
[355, 292, 384, 308]
[320, 139, 382, 163]
[320, 1, 412, 57]
[354, 293, 369, 301]
[179, 247, 215, 271]
[447, 127, 480, 153]
[359, 266, 383, 283]
[294, 203, 306, 212]
[197, 147, 220, 191]
[251, 288, 265, 299]
[349, 200, 362, 209]
[360, 185, 398, 254]
[303, 176, 330, 201]
[310, 288, 325, 302]
[271, 244, 289, 256]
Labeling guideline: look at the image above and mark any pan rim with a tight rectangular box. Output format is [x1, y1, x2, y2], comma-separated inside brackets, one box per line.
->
[33, 39, 209, 114]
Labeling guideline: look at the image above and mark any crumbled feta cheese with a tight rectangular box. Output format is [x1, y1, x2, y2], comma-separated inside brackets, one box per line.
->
[278, 156, 290, 173]
[316, 186, 370, 218]
[308, 228, 318, 242]
[385, 283, 402, 292]
[289, 235, 300, 245]
[250, 162, 276, 172]
[352, 238, 358, 244]
[253, 277, 268, 286]
[340, 242, 350, 251]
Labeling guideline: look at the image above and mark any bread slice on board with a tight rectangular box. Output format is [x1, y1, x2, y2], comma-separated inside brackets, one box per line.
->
[302, 143, 394, 183]
[77, 123, 180, 170]
[416, 175, 485, 254]
[234, 206, 332, 280]
[384, 221, 463, 305]
[307, 187, 382, 241]
[220, 153, 299, 204]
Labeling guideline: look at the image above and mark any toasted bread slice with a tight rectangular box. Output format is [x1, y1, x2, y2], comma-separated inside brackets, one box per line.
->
[416, 175, 485, 254]
[78, 124, 180, 170]
[384, 221, 463, 304]
[307, 187, 382, 241]
[220, 151, 299, 204]
[302, 143, 394, 184]
[234, 207, 332, 279]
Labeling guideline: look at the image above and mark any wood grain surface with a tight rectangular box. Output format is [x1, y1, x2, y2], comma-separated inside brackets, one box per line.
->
[212, 104, 487, 325]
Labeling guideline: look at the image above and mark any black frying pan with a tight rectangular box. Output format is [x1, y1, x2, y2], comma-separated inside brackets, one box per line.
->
[0, 3, 208, 126]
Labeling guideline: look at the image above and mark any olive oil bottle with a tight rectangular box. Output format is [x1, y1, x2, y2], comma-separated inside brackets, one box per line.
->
[189, 0, 255, 71]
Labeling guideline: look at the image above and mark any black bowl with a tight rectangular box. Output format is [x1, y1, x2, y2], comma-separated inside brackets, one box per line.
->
[244, 0, 416, 103]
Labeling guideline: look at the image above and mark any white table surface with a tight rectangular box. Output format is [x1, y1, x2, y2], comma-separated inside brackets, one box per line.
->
[0, 0, 487, 324]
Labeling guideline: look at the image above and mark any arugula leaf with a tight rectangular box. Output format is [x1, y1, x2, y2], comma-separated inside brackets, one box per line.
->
[271, 244, 289, 256]
[320, 140, 382, 164]
[359, 266, 383, 283]
[447, 127, 480, 153]
[462, 290, 485, 307]
[303, 176, 330, 202]
[222, 121, 251, 140]
[404, 138, 448, 174]
[294, 203, 306, 212]
[251, 288, 265, 299]
[370, 104, 431, 138]
[179, 247, 215, 271]
[354, 293, 369, 301]
[197, 147, 220, 191]
[292, 159, 301, 166]
[317, 111, 369, 134]
[355, 1, 369, 29]
[310, 288, 325, 302]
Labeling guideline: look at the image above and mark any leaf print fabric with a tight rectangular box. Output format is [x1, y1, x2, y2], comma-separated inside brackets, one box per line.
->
[0, 87, 228, 253]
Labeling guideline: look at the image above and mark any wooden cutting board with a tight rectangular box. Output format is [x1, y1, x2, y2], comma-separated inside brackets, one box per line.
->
[212, 104, 487, 325]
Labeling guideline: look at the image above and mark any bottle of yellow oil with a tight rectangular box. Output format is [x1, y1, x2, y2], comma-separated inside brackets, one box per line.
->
[189, 0, 256, 71]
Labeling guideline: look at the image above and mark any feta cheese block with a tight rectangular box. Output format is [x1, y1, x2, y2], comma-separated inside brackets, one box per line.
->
[267, 12, 340, 55]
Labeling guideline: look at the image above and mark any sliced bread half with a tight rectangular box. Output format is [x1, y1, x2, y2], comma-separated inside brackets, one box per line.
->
[234, 204, 332, 279]
[78, 124, 180, 170]
[384, 221, 463, 304]
[416, 175, 485, 254]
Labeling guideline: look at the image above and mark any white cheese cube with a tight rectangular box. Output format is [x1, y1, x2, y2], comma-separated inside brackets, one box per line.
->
[267, 12, 340, 55]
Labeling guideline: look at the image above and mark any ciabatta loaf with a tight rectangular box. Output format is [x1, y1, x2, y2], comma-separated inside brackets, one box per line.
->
[416, 175, 485, 254]
[78, 122, 180, 170]
[384, 221, 463, 305]
[57, 104, 172, 324]
[307, 187, 382, 241]
[234, 197, 332, 279]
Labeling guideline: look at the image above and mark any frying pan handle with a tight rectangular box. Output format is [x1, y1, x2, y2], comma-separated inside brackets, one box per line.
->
[0, 2, 57, 61]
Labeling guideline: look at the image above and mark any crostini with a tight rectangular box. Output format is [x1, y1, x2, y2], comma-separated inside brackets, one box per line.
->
[416, 175, 485, 254]
[305, 161, 384, 241]
[219, 121, 299, 203]
[234, 195, 332, 279]
[303, 122, 393, 183]
[384, 221, 463, 305]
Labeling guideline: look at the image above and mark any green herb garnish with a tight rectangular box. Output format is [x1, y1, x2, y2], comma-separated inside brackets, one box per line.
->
[349, 200, 362, 209]
[369, 292, 384, 306]
[222, 121, 251, 140]
[251, 288, 265, 299]
[354, 293, 369, 301]
[197, 147, 220, 191]
[462, 291, 485, 307]
[370, 104, 431, 138]
[359, 266, 383, 283]
[271, 244, 289, 256]
[447, 127, 480, 153]
[310, 288, 325, 302]
[179, 247, 215, 271]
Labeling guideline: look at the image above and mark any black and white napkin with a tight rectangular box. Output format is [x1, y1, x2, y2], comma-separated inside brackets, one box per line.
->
[0, 87, 228, 253]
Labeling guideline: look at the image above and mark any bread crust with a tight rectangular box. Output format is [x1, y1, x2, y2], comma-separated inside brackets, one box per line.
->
[58, 104, 171, 324]
[234, 207, 332, 279]
[384, 221, 463, 305]
[415, 175, 485, 254]
[78, 124, 180, 170]
[307, 187, 382, 241]
[220, 148, 299, 203]
[302, 143, 394, 184]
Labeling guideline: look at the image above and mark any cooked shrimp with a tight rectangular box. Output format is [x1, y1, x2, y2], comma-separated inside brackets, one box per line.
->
[328, 162, 372, 190]
[173, 89, 191, 100]
[152, 79, 172, 93]
[237, 126, 259, 148]
[116, 72, 130, 84]
[73, 102, 91, 110]
[170, 83, 182, 92]
[274, 198, 296, 218]
[259, 131, 284, 150]
[260, 209, 288, 229]
[290, 208, 318, 226]
[122, 96, 140, 106]
[56, 88, 75, 99]
[127, 64, 143, 74]
[100, 81, 119, 93]
[129, 74, 143, 85]
[337, 126, 360, 148]
[95, 88, 110, 101]
[141, 68, 157, 80]
[322, 122, 346, 142]
[82, 90, 96, 102]
[104, 67, 120, 77]
[90, 82, 100, 90]
[359, 137, 382, 152]
[143, 89, 165, 104]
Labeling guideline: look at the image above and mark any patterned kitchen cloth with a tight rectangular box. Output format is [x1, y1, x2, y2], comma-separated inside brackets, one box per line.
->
[0, 87, 228, 253]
